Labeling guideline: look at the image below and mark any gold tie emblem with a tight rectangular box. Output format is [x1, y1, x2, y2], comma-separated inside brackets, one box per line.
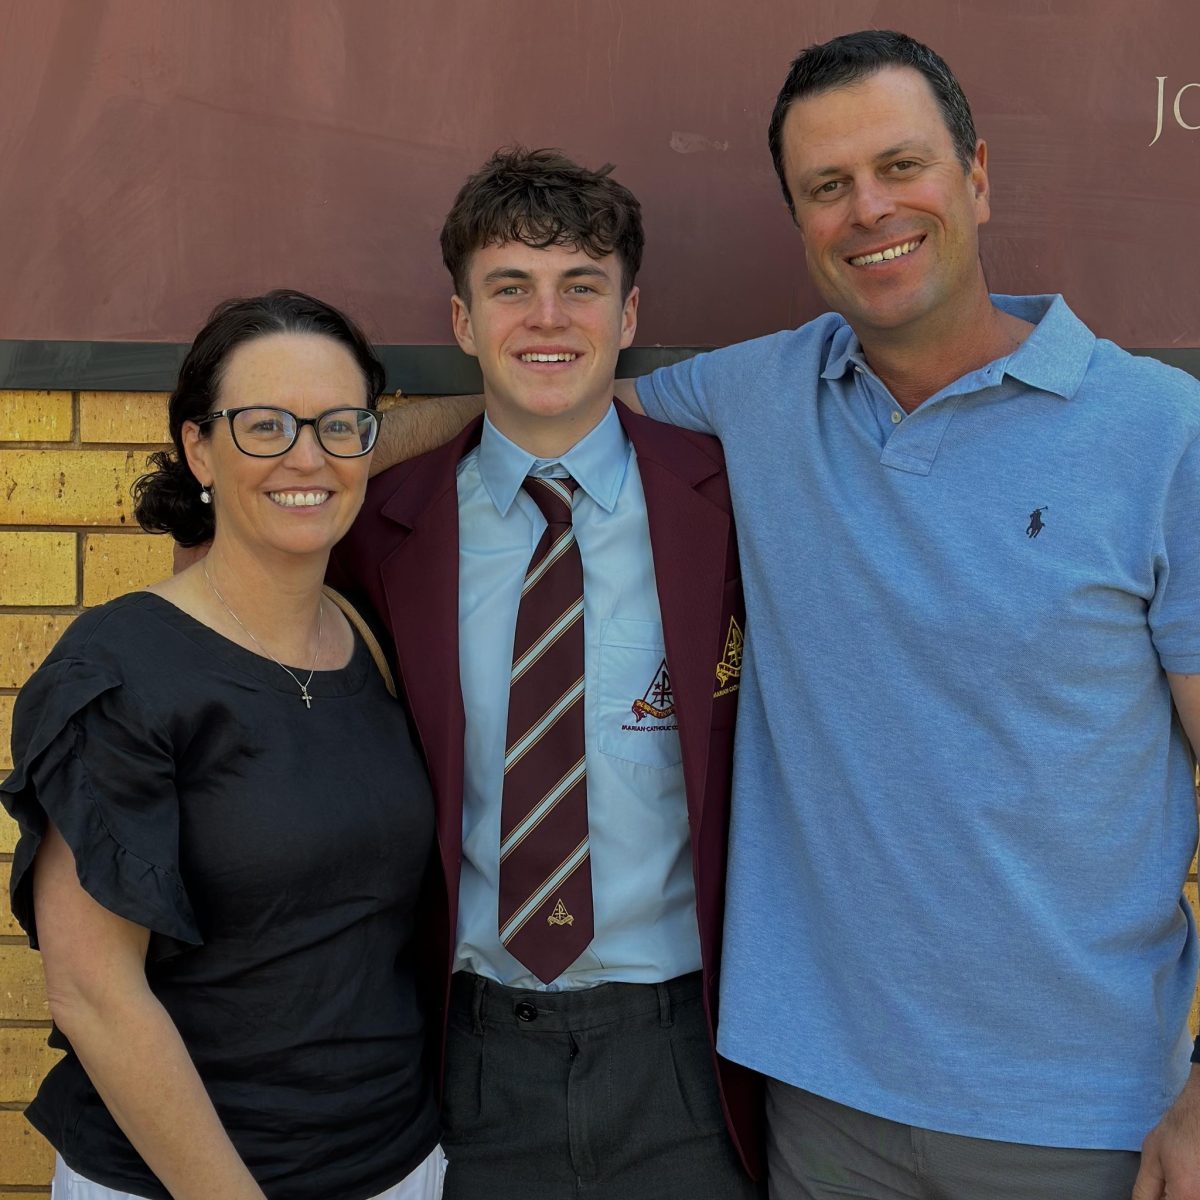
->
[714, 616, 744, 695]
[547, 898, 574, 927]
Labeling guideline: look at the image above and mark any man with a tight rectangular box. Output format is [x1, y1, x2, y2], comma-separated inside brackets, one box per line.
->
[617, 29, 1200, 1200]
[332, 148, 763, 1198]
[370, 30, 1200, 1200]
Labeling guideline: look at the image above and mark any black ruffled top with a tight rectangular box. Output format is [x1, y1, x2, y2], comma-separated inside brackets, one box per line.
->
[1, 592, 437, 1200]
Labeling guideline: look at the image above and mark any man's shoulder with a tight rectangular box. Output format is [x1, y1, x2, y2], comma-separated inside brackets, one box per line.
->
[1011, 295, 1200, 438]
[1084, 339, 1200, 435]
[692, 310, 848, 371]
[1088, 338, 1200, 395]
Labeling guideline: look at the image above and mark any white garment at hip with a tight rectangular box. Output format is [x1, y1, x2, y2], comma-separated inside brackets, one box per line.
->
[52, 1145, 447, 1200]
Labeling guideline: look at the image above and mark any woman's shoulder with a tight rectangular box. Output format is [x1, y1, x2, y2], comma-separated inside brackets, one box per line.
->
[46, 592, 194, 668]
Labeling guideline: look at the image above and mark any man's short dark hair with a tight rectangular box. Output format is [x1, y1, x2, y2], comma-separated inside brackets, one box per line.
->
[767, 30, 979, 218]
[440, 146, 644, 301]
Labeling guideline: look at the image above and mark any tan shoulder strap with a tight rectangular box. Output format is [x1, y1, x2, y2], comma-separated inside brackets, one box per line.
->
[322, 586, 397, 698]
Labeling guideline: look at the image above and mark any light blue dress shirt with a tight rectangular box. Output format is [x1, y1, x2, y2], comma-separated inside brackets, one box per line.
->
[454, 404, 702, 990]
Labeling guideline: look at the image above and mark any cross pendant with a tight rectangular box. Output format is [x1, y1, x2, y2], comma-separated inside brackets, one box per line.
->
[300, 688, 312, 709]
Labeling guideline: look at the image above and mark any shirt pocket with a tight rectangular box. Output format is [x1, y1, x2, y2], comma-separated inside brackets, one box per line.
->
[596, 617, 683, 769]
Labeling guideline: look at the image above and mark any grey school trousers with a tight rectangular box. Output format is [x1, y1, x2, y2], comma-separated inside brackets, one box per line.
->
[766, 1082, 1141, 1200]
[441, 971, 762, 1199]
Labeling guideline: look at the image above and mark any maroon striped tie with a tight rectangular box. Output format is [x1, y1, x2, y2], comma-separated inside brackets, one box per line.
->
[498, 476, 593, 983]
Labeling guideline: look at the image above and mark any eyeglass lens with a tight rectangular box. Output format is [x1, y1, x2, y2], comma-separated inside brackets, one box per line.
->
[229, 408, 378, 457]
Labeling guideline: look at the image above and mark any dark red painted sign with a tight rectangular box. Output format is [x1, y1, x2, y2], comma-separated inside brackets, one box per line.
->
[1, 0, 1196, 348]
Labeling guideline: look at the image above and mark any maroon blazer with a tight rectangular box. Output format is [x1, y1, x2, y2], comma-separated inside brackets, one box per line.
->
[331, 402, 763, 1179]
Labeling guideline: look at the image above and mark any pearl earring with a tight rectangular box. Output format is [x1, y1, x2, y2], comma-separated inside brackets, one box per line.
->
[199, 486, 213, 505]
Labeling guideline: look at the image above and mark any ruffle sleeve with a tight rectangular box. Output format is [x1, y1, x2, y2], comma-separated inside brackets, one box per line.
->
[1, 657, 202, 959]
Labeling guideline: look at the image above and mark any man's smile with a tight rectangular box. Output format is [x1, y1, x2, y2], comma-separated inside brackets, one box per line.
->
[847, 236, 925, 267]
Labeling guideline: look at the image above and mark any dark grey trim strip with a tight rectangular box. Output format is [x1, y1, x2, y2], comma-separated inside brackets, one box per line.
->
[3, 340, 1199, 392]
[0, 341, 709, 393]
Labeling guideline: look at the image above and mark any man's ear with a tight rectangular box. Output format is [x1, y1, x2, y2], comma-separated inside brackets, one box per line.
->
[451, 294, 478, 357]
[971, 139, 991, 226]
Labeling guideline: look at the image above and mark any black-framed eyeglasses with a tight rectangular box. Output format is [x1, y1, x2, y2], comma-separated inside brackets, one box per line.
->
[193, 406, 382, 458]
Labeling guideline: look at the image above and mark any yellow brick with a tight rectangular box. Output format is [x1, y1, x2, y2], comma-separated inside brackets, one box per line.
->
[0, 391, 73, 443]
[0, 814, 18, 855]
[79, 391, 170, 445]
[0, 533, 76, 606]
[1, 694, 13, 771]
[0, 449, 151, 526]
[0, 861, 23, 937]
[0, 1108, 54, 1185]
[0, 945, 47, 1021]
[0, 615, 75, 688]
[0, 1026, 60, 1105]
[1190, 883, 1200, 1038]
[82, 533, 174, 606]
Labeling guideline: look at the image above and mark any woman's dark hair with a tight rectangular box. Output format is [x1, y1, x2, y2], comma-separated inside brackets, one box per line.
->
[133, 289, 386, 546]
[440, 146, 644, 301]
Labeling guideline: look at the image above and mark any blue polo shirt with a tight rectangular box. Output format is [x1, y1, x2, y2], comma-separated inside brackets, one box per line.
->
[637, 295, 1200, 1149]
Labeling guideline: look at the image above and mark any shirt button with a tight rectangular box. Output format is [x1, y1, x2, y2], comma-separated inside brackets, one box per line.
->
[514, 1001, 538, 1023]
[890, 411, 902, 424]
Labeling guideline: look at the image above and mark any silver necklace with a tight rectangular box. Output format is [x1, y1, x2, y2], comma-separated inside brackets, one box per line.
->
[202, 563, 323, 708]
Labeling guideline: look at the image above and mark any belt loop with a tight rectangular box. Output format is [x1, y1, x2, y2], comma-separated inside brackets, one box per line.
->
[471, 974, 486, 1034]
[657, 980, 673, 1028]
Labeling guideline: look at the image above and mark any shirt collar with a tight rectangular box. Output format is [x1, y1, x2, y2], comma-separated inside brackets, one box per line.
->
[478, 403, 631, 517]
[990, 294, 1094, 399]
[819, 321, 863, 382]
[818, 294, 1095, 400]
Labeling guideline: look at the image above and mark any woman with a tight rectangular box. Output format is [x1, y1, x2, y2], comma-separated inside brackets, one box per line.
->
[1, 291, 442, 1199]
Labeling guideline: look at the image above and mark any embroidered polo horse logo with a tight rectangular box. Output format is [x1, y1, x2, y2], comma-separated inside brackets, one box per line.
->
[1026, 506, 1048, 538]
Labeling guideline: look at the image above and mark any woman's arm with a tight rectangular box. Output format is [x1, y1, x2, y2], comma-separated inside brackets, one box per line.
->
[34, 823, 266, 1200]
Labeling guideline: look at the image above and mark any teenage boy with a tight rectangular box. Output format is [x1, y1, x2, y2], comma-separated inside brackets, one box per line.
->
[332, 148, 762, 1199]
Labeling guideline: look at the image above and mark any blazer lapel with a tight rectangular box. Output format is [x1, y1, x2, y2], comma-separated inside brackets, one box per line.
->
[619, 406, 729, 832]
[376, 421, 482, 886]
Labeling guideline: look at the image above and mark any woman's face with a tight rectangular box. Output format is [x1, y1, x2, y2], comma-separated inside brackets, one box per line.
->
[182, 331, 374, 564]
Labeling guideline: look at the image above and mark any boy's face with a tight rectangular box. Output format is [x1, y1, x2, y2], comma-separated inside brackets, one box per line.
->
[451, 240, 638, 456]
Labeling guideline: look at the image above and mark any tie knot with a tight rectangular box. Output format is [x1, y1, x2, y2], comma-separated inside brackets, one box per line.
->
[522, 475, 577, 526]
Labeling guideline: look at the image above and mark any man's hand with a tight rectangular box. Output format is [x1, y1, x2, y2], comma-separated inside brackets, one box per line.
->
[1134, 1066, 1200, 1199]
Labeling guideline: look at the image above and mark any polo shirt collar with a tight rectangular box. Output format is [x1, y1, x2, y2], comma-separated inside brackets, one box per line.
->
[991, 294, 1095, 400]
[818, 294, 1094, 401]
[478, 403, 629, 517]
[820, 322, 862, 382]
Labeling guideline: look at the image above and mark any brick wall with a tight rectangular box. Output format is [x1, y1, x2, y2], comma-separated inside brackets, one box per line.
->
[1, 389, 172, 1193]
[0, 388, 1197, 1191]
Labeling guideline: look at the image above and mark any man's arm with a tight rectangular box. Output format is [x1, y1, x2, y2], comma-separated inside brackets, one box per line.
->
[370, 394, 484, 476]
[1133, 671, 1200, 1200]
[370, 383, 645, 477]
[1169, 673, 1200, 757]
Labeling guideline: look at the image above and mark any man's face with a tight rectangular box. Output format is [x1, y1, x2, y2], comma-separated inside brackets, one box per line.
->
[780, 66, 990, 341]
[451, 241, 638, 454]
